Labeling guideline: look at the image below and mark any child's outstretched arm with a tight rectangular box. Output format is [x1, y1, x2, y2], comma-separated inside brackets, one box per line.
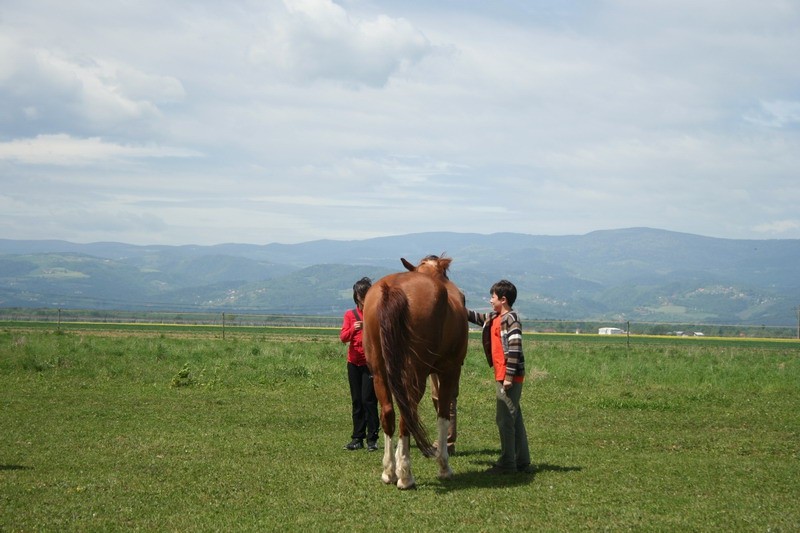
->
[466, 308, 486, 327]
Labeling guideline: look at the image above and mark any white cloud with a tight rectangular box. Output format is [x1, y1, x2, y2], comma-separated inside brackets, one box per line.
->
[0, 24, 186, 136]
[745, 100, 800, 128]
[753, 220, 800, 236]
[0, 134, 201, 165]
[248, 0, 431, 86]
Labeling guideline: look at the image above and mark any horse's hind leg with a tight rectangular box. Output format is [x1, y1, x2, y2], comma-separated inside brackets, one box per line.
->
[381, 432, 397, 485]
[434, 373, 459, 480]
[379, 402, 397, 485]
[371, 370, 398, 485]
[436, 417, 454, 480]
[395, 434, 416, 490]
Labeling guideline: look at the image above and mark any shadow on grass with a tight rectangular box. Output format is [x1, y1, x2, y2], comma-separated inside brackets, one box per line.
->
[533, 463, 583, 474]
[432, 460, 583, 493]
[450, 447, 497, 457]
[0, 464, 32, 471]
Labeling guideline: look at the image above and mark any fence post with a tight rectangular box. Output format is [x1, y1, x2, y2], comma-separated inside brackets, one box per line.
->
[222, 312, 226, 340]
[796, 306, 799, 340]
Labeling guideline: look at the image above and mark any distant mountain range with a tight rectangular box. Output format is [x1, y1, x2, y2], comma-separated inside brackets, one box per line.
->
[1, 228, 799, 326]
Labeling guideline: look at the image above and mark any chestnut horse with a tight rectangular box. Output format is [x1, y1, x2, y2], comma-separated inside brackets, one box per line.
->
[362, 255, 468, 489]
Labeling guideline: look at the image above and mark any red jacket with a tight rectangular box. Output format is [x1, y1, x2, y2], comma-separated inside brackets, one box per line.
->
[339, 308, 367, 366]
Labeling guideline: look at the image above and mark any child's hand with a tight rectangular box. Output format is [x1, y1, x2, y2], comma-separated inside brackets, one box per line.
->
[503, 379, 512, 390]
[354, 321, 363, 331]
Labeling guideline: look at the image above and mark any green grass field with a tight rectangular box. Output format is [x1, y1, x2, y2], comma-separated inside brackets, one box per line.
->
[1, 326, 798, 531]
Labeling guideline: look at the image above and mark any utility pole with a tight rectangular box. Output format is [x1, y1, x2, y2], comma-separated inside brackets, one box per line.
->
[796, 305, 800, 340]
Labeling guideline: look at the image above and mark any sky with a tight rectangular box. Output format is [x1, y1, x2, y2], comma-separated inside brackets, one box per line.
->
[1, 0, 799, 246]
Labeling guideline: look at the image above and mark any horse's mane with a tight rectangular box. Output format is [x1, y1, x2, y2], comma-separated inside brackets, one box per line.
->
[401, 254, 451, 279]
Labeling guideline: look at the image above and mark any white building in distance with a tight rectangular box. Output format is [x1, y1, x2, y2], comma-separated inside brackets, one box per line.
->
[598, 327, 626, 335]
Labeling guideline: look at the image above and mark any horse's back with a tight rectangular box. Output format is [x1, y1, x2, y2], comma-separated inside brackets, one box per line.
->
[365, 270, 465, 333]
[390, 271, 468, 365]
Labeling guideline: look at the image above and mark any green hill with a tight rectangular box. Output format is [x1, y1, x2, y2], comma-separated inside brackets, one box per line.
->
[1, 228, 798, 326]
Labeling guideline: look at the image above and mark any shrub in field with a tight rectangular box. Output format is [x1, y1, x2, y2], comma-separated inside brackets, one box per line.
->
[170, 363, 196, 388]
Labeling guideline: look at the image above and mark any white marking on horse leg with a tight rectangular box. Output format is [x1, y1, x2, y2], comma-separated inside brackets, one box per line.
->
[395, 435, 416, 489]
[381, 432, 397, 485]
[436, 417, 454, 479]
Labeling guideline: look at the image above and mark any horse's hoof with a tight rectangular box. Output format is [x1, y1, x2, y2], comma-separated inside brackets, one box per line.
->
[397, 480, 416, 490]
[438, 469, 454, 480]
[381, 473, 398, 485]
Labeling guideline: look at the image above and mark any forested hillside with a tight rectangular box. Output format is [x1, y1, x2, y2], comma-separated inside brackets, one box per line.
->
[1, 228, 798, 326]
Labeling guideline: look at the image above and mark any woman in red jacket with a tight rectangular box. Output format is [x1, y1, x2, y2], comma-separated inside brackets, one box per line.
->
[340, 277, 380, 451]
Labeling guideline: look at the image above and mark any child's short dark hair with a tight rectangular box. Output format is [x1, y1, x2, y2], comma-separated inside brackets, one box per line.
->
[491, 279, 517, 307]
[353, 277, 372, 305]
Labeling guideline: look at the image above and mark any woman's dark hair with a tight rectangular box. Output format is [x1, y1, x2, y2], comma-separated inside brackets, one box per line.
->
[490, 279, 517, 307]
[353, 277, 372, 305]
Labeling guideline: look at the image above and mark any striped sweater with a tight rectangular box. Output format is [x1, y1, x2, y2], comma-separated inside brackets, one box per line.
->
[467, 309, 525, 380]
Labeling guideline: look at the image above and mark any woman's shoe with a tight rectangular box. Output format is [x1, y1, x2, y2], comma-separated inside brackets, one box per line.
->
[344, 439, 364, 450]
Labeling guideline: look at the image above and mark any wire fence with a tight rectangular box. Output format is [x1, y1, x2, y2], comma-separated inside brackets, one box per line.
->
[1, 307, 798, 339]
[0, 307, 342, 328]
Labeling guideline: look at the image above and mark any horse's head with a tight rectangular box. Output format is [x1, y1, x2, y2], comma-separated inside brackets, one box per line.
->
[401, 254, 451, 279]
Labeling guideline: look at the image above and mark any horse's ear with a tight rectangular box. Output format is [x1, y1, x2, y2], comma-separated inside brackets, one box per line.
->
[401, 258, 416, 271]
[439, 257, 453, 271]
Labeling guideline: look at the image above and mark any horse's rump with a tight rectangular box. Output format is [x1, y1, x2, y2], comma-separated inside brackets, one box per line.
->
[374, 280, 435, 455]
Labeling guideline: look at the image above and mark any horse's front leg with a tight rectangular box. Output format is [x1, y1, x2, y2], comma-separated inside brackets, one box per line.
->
[395, 435, 416, 489]
[436, 417, 454, 480]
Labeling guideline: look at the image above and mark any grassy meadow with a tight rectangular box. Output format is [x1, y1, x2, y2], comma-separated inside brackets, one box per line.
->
[1, 325, 798, 531]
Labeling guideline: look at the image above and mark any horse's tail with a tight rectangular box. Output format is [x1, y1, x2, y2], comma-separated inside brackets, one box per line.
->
[378, 284, 434, 458]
